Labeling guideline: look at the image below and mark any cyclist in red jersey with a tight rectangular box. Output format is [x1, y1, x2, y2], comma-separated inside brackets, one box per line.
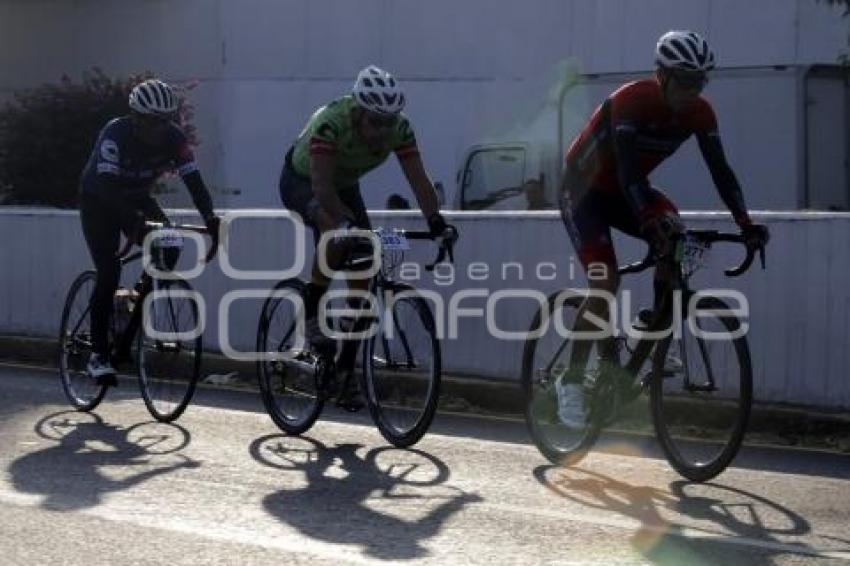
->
[555, 31, 769, 427]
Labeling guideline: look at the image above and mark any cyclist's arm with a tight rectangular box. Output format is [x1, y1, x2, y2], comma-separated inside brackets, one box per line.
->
[696, 132, 752, 227]
[173, 133, 215, 222]
[612, 122, 654, 223]
[309, 152, 352, 224]
[180, 171, 215, 221]
[398, 151, 439, 219]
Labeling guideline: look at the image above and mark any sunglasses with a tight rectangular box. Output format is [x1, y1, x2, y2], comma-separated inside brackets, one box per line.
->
[670, 71, 709, 91]
[136, 113, 175, 128]
[364, 113, 398, 130]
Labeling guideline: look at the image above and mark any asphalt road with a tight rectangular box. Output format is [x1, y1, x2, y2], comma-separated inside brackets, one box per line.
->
[1, 363, 849, 565]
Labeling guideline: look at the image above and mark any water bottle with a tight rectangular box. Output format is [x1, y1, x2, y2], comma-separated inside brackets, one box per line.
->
[113, 288, 134, 336]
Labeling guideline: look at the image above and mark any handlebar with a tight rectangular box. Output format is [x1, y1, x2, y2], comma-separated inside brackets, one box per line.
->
[394, 228, 457, 271]
[618, 230, 766, 277]
[116, 220, 219, 263]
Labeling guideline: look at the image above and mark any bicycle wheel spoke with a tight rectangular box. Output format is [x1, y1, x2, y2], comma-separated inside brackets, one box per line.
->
[364, 290, 439, 447]
[257, 280, 324, 435]
[59, 271, 107, 410]
[651, 296, 752, 482]
[138, 279, 201, 422]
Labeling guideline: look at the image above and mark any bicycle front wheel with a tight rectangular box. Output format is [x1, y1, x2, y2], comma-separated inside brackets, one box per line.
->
[137, 277, 202, 422]
[256, 279, 324, 435]
[650, 295, 752, 482]
[363, 284, 440, 448]
[58, 271, 107, 411]
[522, 291, 605, 467]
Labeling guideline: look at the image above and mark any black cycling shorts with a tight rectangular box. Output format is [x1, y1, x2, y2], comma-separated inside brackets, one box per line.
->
[278, 150, 371, 244]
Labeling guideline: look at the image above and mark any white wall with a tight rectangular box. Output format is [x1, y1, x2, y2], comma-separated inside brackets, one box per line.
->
[0, 0, 847, 208]
[2, 208, 849, 410]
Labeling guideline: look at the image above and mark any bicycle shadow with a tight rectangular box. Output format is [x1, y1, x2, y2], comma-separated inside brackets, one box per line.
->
[8, 410, 198, 512]
[533, 465, 847, 564]
[251, 434, 482, 560]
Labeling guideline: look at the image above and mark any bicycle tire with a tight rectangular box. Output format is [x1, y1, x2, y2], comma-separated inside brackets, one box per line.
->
[650, 294, 753, 482]
[137, 277, 202, 422]
[362, 283, 440, 448]
[256, 279, 324, 435]
[522, 291, 604, 467]
[58, 270, 108, 411]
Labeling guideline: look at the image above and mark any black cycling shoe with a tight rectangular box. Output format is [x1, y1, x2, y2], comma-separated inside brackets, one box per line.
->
[96, 373, 119, 387]
[335, 374, 365, 412]
[111, 349, 133, 369]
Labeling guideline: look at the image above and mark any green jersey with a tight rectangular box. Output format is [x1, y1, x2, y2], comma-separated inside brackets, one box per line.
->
[290, 95, 419, 188]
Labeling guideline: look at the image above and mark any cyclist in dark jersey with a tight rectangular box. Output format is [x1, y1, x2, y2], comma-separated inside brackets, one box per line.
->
[78, 79, 220, 384]
[556, 31, 769, 427]
[279, 65, 456, 350]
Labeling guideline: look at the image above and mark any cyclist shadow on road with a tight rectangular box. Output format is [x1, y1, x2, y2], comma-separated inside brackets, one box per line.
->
[533, 464, 847, 564]
[252, 434, 482, 561]
[9, 410, 198, 512]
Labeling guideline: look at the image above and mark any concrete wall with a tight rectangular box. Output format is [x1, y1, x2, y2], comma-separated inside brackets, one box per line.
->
[1, 0, 847, 208]
[1, 208, 849, 410]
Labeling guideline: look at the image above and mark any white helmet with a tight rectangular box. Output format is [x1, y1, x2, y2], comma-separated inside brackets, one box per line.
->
[352, 65, 405, 115]
[655, 31, 715, 72]
[129, 79, 179, 116]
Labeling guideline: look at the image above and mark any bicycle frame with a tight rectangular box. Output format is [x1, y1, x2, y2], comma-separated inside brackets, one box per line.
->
[618, 230, 763, 391]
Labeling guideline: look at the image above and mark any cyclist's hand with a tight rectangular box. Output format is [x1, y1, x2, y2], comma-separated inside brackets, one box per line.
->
[427, 212, 458, 241]
[741, 223, 769, 249]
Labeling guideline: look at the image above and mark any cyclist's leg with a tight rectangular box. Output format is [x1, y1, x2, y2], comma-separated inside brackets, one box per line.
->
[79, 194, 123, 369]
[112, 196, 169, 360]
[338, 184, 373, 295]
[614, 185, 682, 312]
[560, 188, 620, 373]
[278, 162, 359, 344]
[306, 186, 373, 325]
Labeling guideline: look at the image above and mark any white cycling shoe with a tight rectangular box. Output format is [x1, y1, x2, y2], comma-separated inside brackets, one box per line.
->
[87, 353, 117, 386]
[554, 378, 587, 429]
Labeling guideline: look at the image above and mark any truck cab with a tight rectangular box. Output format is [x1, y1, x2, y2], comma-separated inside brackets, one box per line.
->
[454, 141, 560, 211]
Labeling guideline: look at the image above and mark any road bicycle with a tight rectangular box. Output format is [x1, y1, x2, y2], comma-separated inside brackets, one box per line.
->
[523, 229, 765, 481]
[256, 227, 455, 448]
[59, 221, 216, 422]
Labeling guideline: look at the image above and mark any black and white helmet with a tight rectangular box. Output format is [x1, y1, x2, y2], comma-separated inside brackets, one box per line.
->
[128, 79, 179, 116]
[655, 31, 716, 72]
[352, 65, 405, 115]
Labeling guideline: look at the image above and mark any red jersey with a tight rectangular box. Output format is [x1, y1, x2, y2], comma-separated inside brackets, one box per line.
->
[565, 79, 718, 193]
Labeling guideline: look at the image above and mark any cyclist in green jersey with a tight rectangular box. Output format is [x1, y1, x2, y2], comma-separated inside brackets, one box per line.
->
[279, 65, 456, 349]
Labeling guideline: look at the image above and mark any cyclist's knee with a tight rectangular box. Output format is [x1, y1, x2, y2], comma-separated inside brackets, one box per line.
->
[587, 266, 619, 295]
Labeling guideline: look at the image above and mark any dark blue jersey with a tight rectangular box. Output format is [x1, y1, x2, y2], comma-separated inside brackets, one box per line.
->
[80, 116, 198, 197]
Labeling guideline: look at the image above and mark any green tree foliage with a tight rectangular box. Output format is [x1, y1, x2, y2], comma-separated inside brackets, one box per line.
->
[0, 68, 197, 208]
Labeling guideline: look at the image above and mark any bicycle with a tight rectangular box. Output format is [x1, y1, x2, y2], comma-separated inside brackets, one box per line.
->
[58, 220, 217, 422]
[522, 230, 766, 482]
[256, 227, 455, 448]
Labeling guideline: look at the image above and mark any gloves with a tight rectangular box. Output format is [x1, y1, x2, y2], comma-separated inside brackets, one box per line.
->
[741, 223, 769, 248]
[428, 212, 458, 241]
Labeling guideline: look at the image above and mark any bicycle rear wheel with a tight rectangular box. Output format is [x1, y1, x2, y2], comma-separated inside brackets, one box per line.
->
[137, 277, 202, 422]
[522, 291, 608, 467]
[362, 284, 440, 448]
[256, 279, 324, 435]
[650, 295, 752, 482]
[58, 271, 107, 411]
